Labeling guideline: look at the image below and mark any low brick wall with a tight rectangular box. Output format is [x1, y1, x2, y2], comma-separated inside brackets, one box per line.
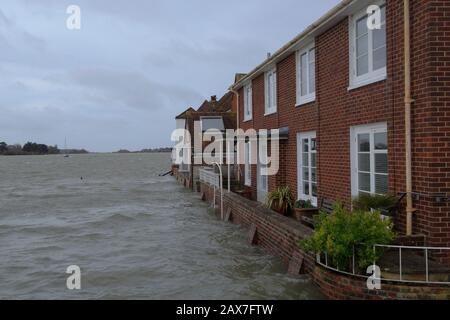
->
[199, 182, 450, 300]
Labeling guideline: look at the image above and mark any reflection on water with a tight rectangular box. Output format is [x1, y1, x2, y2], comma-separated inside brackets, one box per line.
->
[0, 153, 323, 300]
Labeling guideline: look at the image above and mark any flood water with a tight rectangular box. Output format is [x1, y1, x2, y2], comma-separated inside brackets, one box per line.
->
[0, 153, 323, 300]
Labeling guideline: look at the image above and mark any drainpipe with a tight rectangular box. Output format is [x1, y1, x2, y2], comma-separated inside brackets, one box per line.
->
[404, 0, 415, 236]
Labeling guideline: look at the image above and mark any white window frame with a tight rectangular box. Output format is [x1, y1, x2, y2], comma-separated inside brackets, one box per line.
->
[350, 123, 388, 197]
[243, 83, 253, 122]
[264, 67, 277, 116]
[297, 131, 318, 206]
[244, 141, 252, 186]
[349, 1, 387, 90]
[296, 42, 316, 106]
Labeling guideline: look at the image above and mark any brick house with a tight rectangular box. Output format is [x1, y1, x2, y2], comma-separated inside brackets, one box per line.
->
[175, 93, 237, 190]
[230, 0, 450, 254]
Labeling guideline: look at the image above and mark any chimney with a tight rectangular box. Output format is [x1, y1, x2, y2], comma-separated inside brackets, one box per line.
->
[211, 95, 217, 102]
[267, 52, 272, 59]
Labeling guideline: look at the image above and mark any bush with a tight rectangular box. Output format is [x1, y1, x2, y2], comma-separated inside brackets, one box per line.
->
[352, 193, 397, 212]
[299, 203, 395, 270]
[266, 187, 294, 215]
[295, 199, 315, 209]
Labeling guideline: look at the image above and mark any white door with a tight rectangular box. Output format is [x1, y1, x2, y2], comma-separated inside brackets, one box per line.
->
[257, 142, 268, 203]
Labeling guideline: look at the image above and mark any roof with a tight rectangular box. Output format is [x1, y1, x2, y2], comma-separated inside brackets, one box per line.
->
[196, 92, 234, 113]
[230, 0, 371, 90]
[175, 107, 195, 120]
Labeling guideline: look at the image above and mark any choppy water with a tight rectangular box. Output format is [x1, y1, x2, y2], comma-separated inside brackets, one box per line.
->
[0, 153, 323, 300]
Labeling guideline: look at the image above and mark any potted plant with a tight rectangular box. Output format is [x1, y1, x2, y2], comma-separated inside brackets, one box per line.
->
[299, 203, 396, 272]
[266, 187, 294, 215]
[293, 200, 319, 222]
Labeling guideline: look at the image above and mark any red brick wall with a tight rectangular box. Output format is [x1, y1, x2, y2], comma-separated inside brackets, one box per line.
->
[235, 0, 450, 255]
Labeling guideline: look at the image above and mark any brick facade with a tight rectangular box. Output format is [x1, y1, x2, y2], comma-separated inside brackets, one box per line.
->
[234, 0, 450, 260]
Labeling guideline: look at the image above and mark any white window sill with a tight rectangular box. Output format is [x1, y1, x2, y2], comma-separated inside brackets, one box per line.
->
[243, 118, 252, 123]
[348, 74, 387, 91]
[264, 110, 277, 117]
[296, 94, 316, 107]
[244, 182, 252, 187]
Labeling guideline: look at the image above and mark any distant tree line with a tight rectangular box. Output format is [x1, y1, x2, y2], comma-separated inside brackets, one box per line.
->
[114, 147, 173, 154]
[0, 141, 60, 155]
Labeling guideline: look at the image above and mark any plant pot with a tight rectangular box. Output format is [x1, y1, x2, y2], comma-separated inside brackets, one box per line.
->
[293, 207, 319, 222]
[235, 189, 252, 200]
[271, 203, 288, 216]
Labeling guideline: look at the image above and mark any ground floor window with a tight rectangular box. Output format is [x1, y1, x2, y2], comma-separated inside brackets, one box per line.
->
[351, 123, 388, 196]
[297, 132, 317, 206]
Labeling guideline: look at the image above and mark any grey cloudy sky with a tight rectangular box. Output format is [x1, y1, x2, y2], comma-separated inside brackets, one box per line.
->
[0, 0, 340, 152]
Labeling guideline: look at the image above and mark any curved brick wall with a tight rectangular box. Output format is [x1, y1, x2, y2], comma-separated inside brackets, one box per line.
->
[198, 182, 450, 300]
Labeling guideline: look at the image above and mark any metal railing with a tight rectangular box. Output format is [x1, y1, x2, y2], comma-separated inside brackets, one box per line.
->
[199, 166, 224, 220]
[199, 167, 220, 188]
[316, 244, 450, 285]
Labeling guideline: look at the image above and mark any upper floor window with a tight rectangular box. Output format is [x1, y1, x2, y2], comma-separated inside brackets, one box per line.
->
[296, 43, 316, 105]
[243, 83, 253, 122]
[349, 2, 386, 89]
[264, 68, 277, 115]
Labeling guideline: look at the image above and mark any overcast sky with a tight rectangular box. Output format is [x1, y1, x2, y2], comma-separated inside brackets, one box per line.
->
[0, 0, 341, 152]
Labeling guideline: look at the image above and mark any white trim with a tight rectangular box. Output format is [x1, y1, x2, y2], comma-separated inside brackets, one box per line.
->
[350, 122, 388, 197]
[296, 42, 316, 106]
[264, 67, 277, 116]
[297, 131, 318, 206]
[348, 73, 386, 91]
[243, 83, 253, 122]
[349, 1, 387, 89]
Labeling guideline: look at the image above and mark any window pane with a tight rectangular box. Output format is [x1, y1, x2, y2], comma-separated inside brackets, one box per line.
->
[309, 48, 315, 63]
[374, 132, 388, 150]
[311, 153, 316, 168]
[359, 173, 371, 192]
[358, 153, 371, 172]
[373, 24, 386, 50]
[373, 46, 386, 71]
[357, 54, 369, 76]
[357, 34, 368, 57]
[303, 153, 309, 166]
[311, 168, 317, 183]
[358, 134, 370, 152]
[301, 53, 308, 96]
[312, 183, 318, 197]
[375, 174, 388, 194]
[309, 61, 315, 93]
[303, 167, 310, 182]
[381, 6, 386, 23]
[303, 139, 309, 152]
[375, 154, 388, 174]
[356, 16, 368, 37]
[303, 181, 310, 196]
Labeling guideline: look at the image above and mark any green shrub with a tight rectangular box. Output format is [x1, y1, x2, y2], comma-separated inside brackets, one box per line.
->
[352, 193, 397, 212]
[299, 203, 395, 270]
[266, 187, 294, 215]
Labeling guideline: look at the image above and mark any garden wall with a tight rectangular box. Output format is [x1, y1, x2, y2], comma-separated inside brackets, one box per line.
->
[199, 182, 450, 300]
